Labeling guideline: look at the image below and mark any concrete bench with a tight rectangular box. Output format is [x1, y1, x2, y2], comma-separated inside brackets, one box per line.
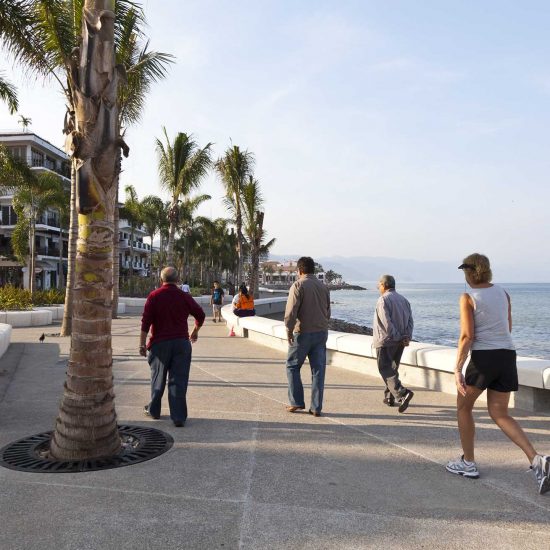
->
[221, 301, 550, 413]
[0, 323, 11, 360]
[0, 309, 53, 327]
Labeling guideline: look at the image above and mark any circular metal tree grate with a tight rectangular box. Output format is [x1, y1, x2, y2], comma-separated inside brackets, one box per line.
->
[0, 425, 174, 473]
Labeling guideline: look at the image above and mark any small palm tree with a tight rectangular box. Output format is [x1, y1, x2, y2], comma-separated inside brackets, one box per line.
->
[215, 145, 255, 285]
[17, 114, 32, 132]
[155, 128, 213, 265]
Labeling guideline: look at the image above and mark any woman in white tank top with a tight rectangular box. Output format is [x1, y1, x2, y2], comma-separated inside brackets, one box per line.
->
[445, 253, 549, 494]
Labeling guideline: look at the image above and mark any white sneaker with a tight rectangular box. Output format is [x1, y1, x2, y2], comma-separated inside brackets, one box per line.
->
[446, 455, 480, 479]
[530, 454, 550, 495]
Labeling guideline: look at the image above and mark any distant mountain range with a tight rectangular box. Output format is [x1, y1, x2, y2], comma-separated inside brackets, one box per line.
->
[268, 255, 550, 283]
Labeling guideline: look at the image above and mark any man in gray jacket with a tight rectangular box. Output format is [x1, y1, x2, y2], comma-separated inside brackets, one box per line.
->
[284, 256, 331, 417]
[373, 274, 414, 412]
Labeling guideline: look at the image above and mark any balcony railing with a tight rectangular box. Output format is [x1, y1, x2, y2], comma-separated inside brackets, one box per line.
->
[35, 247, 61, 257]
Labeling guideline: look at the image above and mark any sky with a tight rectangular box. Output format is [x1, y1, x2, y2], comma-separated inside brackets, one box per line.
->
[1, 1, 550, 280]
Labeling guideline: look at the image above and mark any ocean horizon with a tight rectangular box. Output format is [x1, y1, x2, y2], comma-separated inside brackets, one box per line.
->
[331, 282, 550, 360]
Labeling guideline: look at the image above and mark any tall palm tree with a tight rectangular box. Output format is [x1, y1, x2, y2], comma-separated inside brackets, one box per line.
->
[241, 176, 276, 297]
[0, 0, 172, 332]
[49, 0, 122, 461]
[215, 145, 254, 285]
[111, 6, 174, 316]
[155, 128, 213, 265]
[140, 194, 164, 283]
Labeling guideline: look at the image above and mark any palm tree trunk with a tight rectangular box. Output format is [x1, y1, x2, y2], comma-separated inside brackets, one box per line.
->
[167, 219, 176, 265]
[111, 181, 120, 317]
[61, 166, 77, 336]
[58, 223, 65, 289]
[236, 207, 243, 285]
[50, 0, 121, 460]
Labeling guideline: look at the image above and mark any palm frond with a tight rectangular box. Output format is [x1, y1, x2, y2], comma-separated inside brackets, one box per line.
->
[0, 72, 18, 113]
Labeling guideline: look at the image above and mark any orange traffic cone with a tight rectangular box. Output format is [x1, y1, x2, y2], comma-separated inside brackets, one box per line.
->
[229, 326, 236, 337]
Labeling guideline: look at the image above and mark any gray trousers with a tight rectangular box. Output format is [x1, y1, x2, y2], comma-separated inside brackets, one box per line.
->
[376, 345, 406, 399]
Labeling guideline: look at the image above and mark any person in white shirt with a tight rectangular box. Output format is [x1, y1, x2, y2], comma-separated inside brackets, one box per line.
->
[446, 253, 550, 494]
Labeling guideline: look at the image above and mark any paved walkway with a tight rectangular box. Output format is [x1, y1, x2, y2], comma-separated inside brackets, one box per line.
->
[1, 315, 549, 549]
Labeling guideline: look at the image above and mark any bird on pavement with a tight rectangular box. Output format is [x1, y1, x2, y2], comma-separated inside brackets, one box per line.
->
[39, 333, 45, 343]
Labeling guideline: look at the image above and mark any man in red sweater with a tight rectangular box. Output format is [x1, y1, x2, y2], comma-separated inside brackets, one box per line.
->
[139, 267, 205, 426]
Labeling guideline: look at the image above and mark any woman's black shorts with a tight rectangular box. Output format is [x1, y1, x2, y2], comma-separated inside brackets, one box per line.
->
[465, 349, 518, 393]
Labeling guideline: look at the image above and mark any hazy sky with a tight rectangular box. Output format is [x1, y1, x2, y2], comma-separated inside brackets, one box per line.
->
[1, 1, 549, 278]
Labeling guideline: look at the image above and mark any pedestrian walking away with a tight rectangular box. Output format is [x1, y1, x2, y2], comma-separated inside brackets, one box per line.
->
[210, 280, 225, 322]
[140, 266, 205, 427]
[373, 274, 415, 413]
[284, 256, 331, 417]
[447, 253, 550, 494]
[181, 280, 190, 293]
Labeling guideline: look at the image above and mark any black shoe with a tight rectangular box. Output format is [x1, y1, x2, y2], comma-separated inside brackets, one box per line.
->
[308, 409, 321, 417]
[144, 405, 160, 420]
[383, 395, 395, 407]
[397, 390, 414, 413]
[173, 420, 185, 427]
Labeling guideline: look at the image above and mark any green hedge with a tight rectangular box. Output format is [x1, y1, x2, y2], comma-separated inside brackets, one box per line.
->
[0, 286, 65, 311]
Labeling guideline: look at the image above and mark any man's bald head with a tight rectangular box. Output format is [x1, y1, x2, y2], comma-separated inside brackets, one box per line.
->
[161, 266, 179, 284]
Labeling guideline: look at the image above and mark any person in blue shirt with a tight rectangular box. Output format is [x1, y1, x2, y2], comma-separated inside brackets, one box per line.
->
[210, 281, 225, 323]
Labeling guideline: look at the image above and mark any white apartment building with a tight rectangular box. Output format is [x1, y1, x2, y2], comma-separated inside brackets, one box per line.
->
[118, 218, 151, 276]
[0, 131, 70, 289]
[0, 131, 152, 287]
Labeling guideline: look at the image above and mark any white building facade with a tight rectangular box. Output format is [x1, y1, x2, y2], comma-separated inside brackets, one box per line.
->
[0, 131, 71, 289]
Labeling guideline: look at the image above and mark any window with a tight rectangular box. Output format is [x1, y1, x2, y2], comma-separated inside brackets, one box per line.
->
[31, 148, 44, 167]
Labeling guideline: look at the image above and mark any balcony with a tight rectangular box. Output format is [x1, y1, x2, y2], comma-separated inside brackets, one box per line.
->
[35, 247, 61, 257]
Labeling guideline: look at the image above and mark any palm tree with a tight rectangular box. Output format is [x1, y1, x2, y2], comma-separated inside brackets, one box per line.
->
[12, 170, 64, 291]
[241, 176, 276, 297]
[0, 2, 172, 459]
[140, 194, 164, 283]
[18, 114, 32, 132]
[111, 7, 174, 316]
[155, 128, 213, 265]
[215, 145, 254, 285]
[50, 0, 122, 461]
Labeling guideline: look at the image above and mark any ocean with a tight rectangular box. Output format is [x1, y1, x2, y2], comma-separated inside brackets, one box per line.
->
[329, 283, 550, 360]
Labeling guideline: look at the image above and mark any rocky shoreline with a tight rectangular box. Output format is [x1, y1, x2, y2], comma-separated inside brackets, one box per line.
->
[262, 312, 373, 336]
[329, 318, 373, 335]
[328, 284, 367, 291]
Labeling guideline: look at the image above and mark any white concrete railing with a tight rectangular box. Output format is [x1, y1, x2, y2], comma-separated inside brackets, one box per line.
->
[0, 323, 11, 359]
[222, 300, 550, 413]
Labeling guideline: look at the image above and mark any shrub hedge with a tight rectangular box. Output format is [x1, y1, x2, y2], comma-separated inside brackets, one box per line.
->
[0, 286, 65, 311]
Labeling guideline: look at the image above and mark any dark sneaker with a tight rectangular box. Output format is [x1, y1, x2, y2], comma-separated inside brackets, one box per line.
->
[308, 409, 321, 417]
[446, 455, 480, 479]
[531, 454, 550, 494]
[144, 405, 159, 420]
[397, 390, 414, 413]
[173, 420, 185, 427]
[383, 395, 395, 407]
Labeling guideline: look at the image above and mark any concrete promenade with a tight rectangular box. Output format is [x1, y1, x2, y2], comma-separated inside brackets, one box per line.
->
[1, 314, 549, 549]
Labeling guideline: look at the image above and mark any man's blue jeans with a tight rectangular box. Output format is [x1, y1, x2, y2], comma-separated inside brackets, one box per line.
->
[286, 330, 328, 413]
[147, 338, 192, 423]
